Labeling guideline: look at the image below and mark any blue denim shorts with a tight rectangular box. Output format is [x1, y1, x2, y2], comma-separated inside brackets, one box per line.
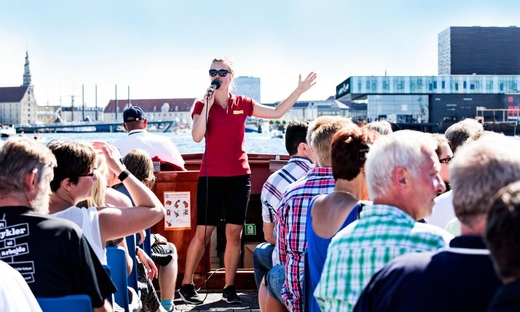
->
[265, 264, 285, 304]
[253, 242, 274, 288]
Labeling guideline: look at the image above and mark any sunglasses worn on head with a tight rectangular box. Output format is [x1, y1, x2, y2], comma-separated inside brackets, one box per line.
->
[439, 156, 454, 164]
[209, 69, 230, 77]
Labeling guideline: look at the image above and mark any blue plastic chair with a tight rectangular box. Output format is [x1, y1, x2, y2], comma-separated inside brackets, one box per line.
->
[103, 265, 113, 306]
[125, 234, 139, 292]
[106, 246, 130, 312]
[37, 294, 91, 312]
[138, 228, 152, 258]
[304, 251, 311, 312]
[103, 264, 111, 276]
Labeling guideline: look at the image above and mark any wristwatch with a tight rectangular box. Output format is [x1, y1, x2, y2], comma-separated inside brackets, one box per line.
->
[118, 169, 130, 182]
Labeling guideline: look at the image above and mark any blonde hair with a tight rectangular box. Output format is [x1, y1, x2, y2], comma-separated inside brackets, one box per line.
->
[85, 169, 107, 207]
[430, 133, 450, 157]
[307, 116, 352, 167]
[365, 121, 393, 135]
[81, 153, 108, 207]
[211, 57, 236, 91]
[211, 57, 235, 74]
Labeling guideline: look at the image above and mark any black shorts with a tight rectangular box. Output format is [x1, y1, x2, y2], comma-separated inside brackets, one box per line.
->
[196, 175, 251, 226]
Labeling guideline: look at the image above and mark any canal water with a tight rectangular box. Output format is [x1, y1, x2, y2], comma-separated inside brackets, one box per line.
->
[24, 130, 289, 156]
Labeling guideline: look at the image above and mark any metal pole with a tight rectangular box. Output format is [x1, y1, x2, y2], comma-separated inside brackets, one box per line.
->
[115, 85, 118, 121]
[71, 95, 75, 122]
[95, 85, 98, 121]
[82, 84, 85, 122]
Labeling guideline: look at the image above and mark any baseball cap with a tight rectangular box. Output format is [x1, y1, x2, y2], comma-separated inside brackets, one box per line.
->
[123, 106, 146, 122]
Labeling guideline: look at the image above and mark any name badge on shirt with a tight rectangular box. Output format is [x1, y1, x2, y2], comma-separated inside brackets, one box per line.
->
[233, 110, 244, 115]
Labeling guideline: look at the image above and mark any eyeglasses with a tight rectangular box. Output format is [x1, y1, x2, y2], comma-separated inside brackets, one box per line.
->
[79, 168, 97, 177]
[209, 69, 230, 77]
[439, 156, 454, 164]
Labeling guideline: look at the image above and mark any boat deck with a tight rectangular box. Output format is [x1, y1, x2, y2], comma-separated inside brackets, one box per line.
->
[173, 290, 259, 311]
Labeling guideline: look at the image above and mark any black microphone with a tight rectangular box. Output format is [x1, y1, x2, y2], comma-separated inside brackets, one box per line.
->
[207, 78, 221, 97]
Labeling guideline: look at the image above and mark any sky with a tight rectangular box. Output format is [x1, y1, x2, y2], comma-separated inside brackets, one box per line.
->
[0, 0, 519, 108]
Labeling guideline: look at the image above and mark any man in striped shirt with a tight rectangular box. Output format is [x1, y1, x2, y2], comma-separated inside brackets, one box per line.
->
[262, 116, 351, 312]
[254, 121, 315, 289]
[315, 130, 453, 312]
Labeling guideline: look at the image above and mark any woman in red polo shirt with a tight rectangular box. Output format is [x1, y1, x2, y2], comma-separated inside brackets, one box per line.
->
[179, 57, 316, 305]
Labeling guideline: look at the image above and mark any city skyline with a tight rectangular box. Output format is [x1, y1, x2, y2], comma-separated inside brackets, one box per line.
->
[0, 0, 519, 108]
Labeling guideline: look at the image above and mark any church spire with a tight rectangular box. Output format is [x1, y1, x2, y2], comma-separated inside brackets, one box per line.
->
[23, 50, 31, 86]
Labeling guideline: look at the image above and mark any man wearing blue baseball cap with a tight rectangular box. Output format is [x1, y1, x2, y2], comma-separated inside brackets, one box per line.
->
[114, 106, 185, 171]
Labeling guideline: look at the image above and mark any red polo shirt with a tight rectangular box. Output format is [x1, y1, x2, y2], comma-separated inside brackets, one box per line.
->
[192, 94, 254, 177]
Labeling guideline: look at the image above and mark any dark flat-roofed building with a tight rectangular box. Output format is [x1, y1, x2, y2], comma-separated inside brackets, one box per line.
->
[438, 26, 520, 75]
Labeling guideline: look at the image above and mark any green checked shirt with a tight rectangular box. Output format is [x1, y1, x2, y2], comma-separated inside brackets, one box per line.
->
[314, 204, 453, 312]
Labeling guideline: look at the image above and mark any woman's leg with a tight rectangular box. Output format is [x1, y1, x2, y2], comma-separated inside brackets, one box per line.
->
[181, 225, 215, 285]
[224, 223, 243, 287]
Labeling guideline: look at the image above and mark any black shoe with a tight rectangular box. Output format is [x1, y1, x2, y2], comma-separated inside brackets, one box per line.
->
[222, 285, 242, 304]
[178, 284, 203, 305]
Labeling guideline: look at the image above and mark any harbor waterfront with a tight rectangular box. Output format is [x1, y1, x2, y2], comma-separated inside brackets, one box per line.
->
[25, 131, 289, 156]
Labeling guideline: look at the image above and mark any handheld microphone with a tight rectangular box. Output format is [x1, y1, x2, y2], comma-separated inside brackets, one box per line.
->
[207, 78, 222, 97]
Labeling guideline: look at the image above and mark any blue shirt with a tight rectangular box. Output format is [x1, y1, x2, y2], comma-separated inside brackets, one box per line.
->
[306, 197, 359, 312]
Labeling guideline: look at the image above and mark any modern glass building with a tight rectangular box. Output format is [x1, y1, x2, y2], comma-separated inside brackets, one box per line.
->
[335, 75, 520, 130]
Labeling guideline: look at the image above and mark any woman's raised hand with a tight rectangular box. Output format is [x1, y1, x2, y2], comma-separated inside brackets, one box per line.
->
[94, 142, 126, 176]
[297, 72, 318, 93]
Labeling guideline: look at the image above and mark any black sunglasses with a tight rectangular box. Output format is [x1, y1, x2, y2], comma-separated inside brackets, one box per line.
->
[209, 69, 230, 77]
[79, 168, 97, 177]
[439, 156, 454, 164]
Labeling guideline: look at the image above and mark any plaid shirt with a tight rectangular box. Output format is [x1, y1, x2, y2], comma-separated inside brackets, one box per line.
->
[261, 156, 313, 267]
[261, 156, 314, 223]
[275, 167, 335, 312]
[315, 204, 453, 312]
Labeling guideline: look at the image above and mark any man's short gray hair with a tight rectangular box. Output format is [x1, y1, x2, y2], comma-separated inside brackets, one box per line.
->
[365, 130, 437, 199]
[0, 137, 56, 198]
[445, 118, 483, 153]
[451, 135, 520, 226]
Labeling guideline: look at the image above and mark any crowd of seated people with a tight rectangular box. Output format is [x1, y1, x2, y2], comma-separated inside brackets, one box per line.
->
[4, 116, 520, 312]
[0, 138, 116, 311]
[65, 142, 164, 310]
[0, 136, 180, 312]
[264, 116, 350, 312]
[255, 118, 520, 312]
